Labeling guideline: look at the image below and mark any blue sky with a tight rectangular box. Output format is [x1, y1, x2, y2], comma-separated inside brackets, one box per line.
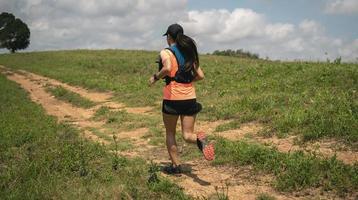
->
[1, 0, 357, 61]
[188, 0, 358, 40]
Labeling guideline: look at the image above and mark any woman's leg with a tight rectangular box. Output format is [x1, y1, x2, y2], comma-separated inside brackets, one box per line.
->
[181, 114, 215, 161]
[180, 114, 198, 143]
[163, 113, 180, 166]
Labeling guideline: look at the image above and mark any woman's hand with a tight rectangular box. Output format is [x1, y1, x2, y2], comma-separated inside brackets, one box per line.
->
[148, 75, 157, 87]
[149, 50, 171, 87]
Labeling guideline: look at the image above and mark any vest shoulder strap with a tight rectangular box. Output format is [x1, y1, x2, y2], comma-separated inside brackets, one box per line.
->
[167, 45, 185, 69]
[162, 46, 194, 85]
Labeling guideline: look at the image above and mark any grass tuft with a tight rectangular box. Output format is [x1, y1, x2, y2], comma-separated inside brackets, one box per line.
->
[256, 193, 276, 200]
[46, 85, 96, 108]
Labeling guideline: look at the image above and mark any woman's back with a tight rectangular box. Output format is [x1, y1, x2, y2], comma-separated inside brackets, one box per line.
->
[161, 47, 196, 100]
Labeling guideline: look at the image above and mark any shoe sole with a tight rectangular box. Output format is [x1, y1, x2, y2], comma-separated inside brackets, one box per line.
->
[203, 143, 215, 161]
[197, 132, 215, 161]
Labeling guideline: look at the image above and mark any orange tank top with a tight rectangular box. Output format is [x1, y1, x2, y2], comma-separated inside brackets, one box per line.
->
[161, 49, 196, 100]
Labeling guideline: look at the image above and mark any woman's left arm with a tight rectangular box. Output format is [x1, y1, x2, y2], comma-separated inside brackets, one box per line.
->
[193, 65, 204, 82]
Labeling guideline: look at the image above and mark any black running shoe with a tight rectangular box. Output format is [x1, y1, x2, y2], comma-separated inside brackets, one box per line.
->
[161, 164, 191, 174]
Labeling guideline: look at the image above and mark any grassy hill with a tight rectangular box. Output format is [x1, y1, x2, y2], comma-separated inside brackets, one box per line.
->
[0, 50, 356, 144]
[0, 50, 357, 199]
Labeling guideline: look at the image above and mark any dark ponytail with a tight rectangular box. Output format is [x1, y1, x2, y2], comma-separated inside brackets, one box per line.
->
[175, 33, 199, 71]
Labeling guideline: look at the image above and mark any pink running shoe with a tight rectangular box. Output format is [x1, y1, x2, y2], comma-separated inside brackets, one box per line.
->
[196, 132, 215, 161]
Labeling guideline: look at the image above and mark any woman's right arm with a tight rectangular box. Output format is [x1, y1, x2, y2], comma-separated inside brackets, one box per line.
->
[149, 50, 171, 86]
[158, 49, 172, 76]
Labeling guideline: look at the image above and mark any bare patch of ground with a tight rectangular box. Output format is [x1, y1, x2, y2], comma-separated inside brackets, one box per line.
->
[196, 120, 233, 134]
[13, 68, 127, 113]
[17, 69, 113, 102]
[212, 122, 263, 140]
[6, 73, 95, 123]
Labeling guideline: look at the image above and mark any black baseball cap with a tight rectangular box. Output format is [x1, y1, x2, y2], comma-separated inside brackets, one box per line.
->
[163, 23, 184, 39]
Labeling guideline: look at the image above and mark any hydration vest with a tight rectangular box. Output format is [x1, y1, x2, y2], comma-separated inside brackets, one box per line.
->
[157, 45, 195, 85]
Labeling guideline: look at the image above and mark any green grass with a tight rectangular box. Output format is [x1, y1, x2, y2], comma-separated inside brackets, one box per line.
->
[0, 50, 356, 144]
[93, 106, 162, 132]
[215, 120, 241, 132]
[213, 137, 358, 197]
[256, 193, 276, 200]
[145, 127, 165, 146]
[85, 127, 113, 141]
[46, 85, 96, 108]
[0, 50, 357, 198]
[0, 74, 190, 199]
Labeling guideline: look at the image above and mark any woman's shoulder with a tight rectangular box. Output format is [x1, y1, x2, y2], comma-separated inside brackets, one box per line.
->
[160, 49, 173, 59]
[160, 48, 172, 54]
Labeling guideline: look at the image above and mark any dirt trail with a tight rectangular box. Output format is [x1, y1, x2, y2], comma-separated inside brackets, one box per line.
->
[258, 136, 357, 165]
[16, 68, 153, 115]
[1, 68, 108, 144]
[1, 66, 355, 199]
[17, 69, 113, 103]
[215, 125, 357, 165]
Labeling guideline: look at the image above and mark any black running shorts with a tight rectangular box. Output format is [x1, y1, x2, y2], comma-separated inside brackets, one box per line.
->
[162, 99, 202, 116]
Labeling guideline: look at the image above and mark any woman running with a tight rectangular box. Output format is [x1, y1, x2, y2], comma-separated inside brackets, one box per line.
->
[149, 23, 215, 174]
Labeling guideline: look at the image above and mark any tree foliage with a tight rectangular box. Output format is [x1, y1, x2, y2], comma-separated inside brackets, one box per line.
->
[212, 49, 260, 59]
[0, 12, 30, 53]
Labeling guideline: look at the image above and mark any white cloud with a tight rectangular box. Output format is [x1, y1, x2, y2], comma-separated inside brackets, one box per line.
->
[182, 9, 265, 43]
[325, 0, 358, 15]
[265, 23, 295, 41]
[182, 9, 229, 36]
[218, 9, 264, 41]
[181, 9, 357, 61]
[0, 0, 187, 51]
[286, 38, 304, 52]
[299, 20, 324, 35]
[339, 39, 358, 60]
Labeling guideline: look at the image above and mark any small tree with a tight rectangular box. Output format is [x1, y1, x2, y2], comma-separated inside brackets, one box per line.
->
[333, 56, 342, 65]
[0, 12, 30, 53]
[212, 49, 260, 59]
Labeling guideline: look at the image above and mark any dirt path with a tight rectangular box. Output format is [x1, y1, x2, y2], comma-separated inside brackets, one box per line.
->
[1, 68, 108, 144]
[16, 68, 153, 115]
[214, 124, 357, 165]
[1, 66, 355, 199]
